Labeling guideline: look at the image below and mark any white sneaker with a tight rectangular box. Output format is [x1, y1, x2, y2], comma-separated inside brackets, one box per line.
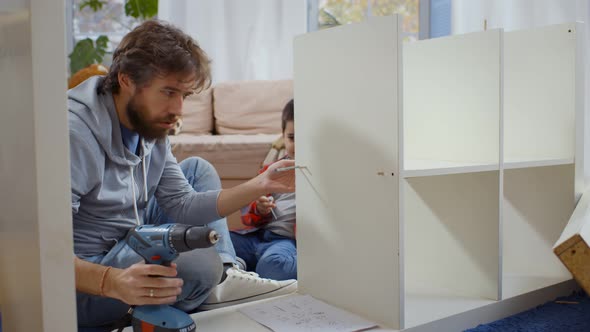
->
[199, 266, 297, 310]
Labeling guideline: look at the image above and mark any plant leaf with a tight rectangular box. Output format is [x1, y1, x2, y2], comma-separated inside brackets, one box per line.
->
[95, 35, 109, 56]
[319, 8, 341, 28]
[125, 0, 158, 19]
[79, 0, 106, 12]
[68, 36, 110, 74]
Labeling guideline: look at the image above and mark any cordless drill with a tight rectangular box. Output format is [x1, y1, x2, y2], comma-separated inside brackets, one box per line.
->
[125, 223, 219, 332]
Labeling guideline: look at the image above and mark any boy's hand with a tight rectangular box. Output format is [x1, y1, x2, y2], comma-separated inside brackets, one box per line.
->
[256, 196, 276, 216]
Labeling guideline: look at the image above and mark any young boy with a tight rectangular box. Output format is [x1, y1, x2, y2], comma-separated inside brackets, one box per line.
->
[230, 99, 297, 281]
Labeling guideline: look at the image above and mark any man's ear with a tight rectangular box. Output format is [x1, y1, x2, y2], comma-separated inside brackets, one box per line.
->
[118, 72, 135, 94]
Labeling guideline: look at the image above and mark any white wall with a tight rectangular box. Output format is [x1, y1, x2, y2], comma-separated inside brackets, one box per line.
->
[0, 0, 76, 331]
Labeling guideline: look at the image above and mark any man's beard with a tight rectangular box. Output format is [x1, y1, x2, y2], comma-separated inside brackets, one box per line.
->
[126, 95, 174, 140]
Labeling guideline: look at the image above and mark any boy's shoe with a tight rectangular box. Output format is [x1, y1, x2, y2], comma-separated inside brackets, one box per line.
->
[199, 266, 297, 310]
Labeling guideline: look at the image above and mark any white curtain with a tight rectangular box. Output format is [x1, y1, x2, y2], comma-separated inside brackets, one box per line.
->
[452, 0, 590, 181]
[158, 0, 307, 83]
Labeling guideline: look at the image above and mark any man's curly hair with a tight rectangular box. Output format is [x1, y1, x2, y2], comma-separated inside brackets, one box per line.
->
[99, 20, 211, 95]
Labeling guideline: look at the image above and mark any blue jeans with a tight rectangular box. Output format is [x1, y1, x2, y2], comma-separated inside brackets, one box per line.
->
[230, 229, 297, 280]
[77, 157, 237, 329]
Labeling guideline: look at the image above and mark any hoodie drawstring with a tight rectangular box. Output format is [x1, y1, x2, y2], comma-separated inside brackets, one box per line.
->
[130, 140, 148, 225]
[129, 165, 140, 225]
[142, 145, 148, 203]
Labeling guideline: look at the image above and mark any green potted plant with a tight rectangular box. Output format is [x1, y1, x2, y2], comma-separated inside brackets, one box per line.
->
[68, 0, 158, 75]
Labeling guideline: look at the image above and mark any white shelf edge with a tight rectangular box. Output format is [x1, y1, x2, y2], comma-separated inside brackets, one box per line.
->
[501, 274, 572, 300]
[403, 280, 577, 332]
[502, 158, 574, 170]
[402, 161, 499, 178]
[404, 291, 495, 329]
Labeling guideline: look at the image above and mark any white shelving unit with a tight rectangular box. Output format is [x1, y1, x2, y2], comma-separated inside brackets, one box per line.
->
[294, 16, 402, 327]
[404, 171, 500, 327]
[0, 1, 77, 331]
[503, 24, 576, 166]
[403, 29, 501, 177]
[502, 165, 574, 299]
[402, 30, 502, 327]
[501, 23, 577, 299]
[294, 16, 580, 330]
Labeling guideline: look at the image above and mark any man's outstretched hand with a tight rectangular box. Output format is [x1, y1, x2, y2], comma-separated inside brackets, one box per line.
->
[260, 159, 296, 194]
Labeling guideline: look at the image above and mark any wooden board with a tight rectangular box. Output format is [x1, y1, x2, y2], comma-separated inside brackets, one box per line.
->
[555, 235, 590, 295]
[554, 187, 590, 295]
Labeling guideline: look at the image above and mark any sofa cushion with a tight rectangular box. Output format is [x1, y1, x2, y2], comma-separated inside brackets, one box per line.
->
[169, 133, 280, 179]
[181, 88, 213, 135]
[213, 80, 293, 135]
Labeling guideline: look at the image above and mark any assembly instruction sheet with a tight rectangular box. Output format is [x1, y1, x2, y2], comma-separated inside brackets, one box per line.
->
[239, 294, 378, 332]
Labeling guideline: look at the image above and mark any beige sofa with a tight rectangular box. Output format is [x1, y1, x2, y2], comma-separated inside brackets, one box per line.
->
[169, 80, 293, 228]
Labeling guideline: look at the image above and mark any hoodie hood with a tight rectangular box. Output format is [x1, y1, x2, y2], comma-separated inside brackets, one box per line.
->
[67, 76, 155, 167]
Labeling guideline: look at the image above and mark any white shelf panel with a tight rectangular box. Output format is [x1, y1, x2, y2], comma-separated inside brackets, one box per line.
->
[405, 287, 495, 329]
[404, 172, 500, 305]
[503, 157, 574, 170]
[295, 16, 402, 329]
[502, 275, 572, 299]
[403, 159, 499, 178]
[502, 165, 574, 300]
[504, 23, 576, 162]
[403, 29, 500, 165]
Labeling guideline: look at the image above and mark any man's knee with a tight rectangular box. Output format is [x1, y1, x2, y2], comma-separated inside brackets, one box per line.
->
[172, 247, 223, 312]
[179, 157, 221, 190]
[180, 157, 215, 176]
[176, 246, 223, 291]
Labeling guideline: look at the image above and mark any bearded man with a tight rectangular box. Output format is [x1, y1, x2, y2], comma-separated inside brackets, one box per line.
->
[69, 20, 297, 331]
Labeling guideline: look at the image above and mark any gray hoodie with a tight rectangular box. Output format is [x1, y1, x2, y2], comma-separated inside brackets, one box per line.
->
[68, 76, 220, 257]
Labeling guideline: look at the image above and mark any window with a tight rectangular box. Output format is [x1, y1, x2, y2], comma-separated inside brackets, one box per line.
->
[430, 0, 451, 38]
[313, 0, 420, 41]
[71, 0, 141, 64]
[308, 0, 451, 41]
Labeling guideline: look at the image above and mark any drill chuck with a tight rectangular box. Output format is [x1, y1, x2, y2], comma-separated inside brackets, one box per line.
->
[169, 224, 219, 253]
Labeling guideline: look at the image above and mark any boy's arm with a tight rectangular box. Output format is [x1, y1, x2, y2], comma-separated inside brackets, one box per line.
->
[241, 200, 272, 227]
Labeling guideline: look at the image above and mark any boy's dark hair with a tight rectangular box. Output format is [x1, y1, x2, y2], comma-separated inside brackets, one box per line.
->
[282, 99, 294, 132]
[99, 20, 211, 95]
